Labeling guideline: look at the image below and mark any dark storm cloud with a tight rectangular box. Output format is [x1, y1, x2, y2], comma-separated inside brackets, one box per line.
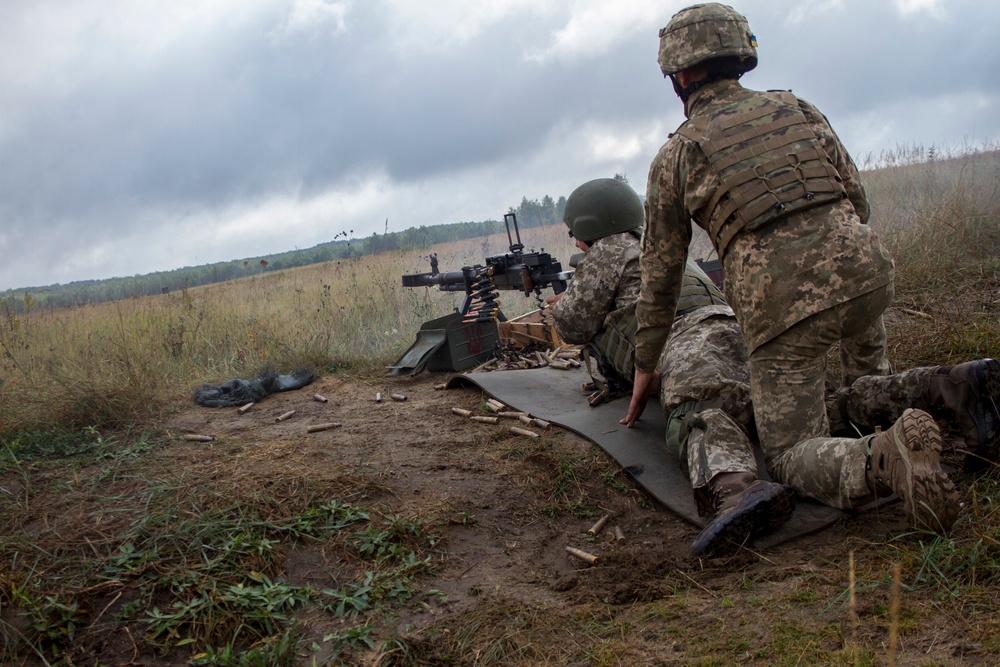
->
[1, 0, 657, 245]
[1, 1, 997, 291]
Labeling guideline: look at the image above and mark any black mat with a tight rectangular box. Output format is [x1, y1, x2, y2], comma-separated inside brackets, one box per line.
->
[448, 365, 849, 549]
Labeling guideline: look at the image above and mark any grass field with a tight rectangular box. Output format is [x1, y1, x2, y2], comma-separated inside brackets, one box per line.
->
[1, 147, 998, 666]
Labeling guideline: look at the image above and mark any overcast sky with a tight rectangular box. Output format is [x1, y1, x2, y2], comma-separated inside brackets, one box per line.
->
[1, 0, 997, 292]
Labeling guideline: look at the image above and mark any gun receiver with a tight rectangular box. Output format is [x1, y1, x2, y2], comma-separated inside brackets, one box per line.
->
[401, 213, 573, 322]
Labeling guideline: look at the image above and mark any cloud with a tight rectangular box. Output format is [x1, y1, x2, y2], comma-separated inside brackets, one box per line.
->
[844, 89, 1000, 169]
[894, 0, 947, 19]
[1, 1, 998, 291]
[525, 0, 680, 63]
[0, 0, 267, 90]
[782, 0, 844, 25]
[376, 0, 546, 56]
[270, 0, 350, 39]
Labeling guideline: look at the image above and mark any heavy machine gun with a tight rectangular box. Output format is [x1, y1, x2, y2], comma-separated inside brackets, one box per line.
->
[388, 213, 573, 375]
[400, 213, 572, 322]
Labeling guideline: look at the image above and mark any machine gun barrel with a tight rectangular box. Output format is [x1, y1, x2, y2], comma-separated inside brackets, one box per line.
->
[400, 269, 471, 292]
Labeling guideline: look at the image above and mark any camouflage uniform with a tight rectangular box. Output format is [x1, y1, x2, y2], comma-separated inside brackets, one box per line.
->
[658, 305, 758, 512]
[553, 243, 757, 505]
[557, 229, 979, 513]
[550, 232, 640, 345]
[648, 308, 985, 512]
[638, 78, 896, 510]
[831, 367, 988, 446]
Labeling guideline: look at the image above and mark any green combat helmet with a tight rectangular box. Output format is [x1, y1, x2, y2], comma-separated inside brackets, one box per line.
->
[657, 2, 757, 77]
[563, 178, 644, 244]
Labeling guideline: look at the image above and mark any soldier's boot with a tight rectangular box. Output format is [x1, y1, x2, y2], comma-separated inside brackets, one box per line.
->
[866, 408, 960, 532]
[690, 472, 795, 558]
[926, 359, 1000, 472]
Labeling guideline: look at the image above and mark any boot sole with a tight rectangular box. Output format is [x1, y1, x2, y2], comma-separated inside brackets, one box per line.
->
[691, 483, 795, 558]
[890, 409, 960, 531]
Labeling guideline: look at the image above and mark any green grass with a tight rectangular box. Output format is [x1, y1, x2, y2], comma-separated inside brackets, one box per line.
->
[0, 431, 442, 665]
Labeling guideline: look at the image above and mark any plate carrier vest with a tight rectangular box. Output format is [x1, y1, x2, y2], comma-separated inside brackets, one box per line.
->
[674, 90, 847, 258]
[587, 263, 727, 396]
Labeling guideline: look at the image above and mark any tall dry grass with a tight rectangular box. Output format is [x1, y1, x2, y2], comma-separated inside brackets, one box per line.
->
[1, 148, 997, 434]
[860, 146, 1000, 366]
[0, 225, 576, 432]
[863, 143, 1000, 292]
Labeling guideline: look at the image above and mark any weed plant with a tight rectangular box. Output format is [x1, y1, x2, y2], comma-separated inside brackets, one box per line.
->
[0, 456, 441, 664]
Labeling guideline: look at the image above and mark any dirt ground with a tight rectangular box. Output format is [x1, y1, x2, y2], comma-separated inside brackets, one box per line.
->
[150, 367, 996, 666]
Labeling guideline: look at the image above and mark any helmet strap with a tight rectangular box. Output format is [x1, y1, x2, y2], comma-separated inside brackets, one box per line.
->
[669, 74, 688, 101]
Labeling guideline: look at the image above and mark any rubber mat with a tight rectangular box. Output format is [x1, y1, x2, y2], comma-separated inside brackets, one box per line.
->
[448, 365, 850, 550]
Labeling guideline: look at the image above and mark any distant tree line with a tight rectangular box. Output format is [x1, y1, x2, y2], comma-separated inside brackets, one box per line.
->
[1, 194, 568, 313]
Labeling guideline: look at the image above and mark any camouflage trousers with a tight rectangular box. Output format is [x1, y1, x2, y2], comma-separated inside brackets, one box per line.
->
[661, 291, 952, 511]
[659, 307, 758, 502]
[666, 403, 758, 514]
[827, 367, 937, 437]
[749, 286, 894, 509]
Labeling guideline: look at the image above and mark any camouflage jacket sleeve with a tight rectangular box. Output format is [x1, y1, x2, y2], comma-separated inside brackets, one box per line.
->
[797, 97, 870, 224]
[550, 233, 640, 345]
[635, 138, 693, 372]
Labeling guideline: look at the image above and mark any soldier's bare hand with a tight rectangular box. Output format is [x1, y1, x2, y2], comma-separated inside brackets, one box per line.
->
[622, 369, 660, 428]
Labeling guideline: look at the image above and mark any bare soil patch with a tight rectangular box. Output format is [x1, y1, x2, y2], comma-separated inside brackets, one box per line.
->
[159, 369, 997, 665]
[4, 365, 997, 666]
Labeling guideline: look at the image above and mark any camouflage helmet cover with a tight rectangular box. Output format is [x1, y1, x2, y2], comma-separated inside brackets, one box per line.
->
[658, 3, 757, 76]
[564, 178, 644, 243]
